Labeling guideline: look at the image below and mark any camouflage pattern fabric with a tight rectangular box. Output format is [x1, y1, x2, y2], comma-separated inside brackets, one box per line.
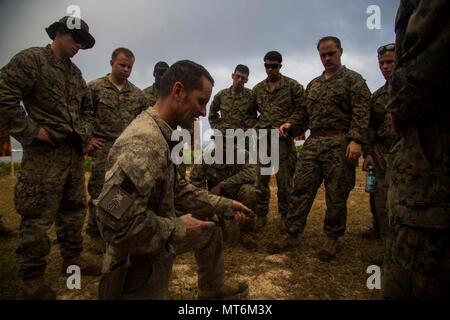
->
[86, 76, 147, 238]
[96, 108, 234, 299]
[382, 0, 450, 299]
[251, 75, 304, 217]
[0, 45, 94, 279]
[142, 83, 159, 107]
[208, 87, 257, 133]
[286, 66, 371, 237]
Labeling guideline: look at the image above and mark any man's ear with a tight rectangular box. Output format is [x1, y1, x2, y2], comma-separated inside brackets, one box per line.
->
[110, 59, 114, 68]
[172, 81, 185, 101]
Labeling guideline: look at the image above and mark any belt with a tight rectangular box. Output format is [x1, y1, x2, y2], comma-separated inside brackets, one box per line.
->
[310, 129, 347, 137]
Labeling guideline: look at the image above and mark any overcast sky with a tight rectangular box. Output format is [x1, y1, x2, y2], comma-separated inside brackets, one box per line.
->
[1, 0, 400, 144]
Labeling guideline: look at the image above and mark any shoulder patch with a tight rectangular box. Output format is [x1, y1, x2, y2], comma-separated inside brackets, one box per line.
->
[98, 184, 133, 220]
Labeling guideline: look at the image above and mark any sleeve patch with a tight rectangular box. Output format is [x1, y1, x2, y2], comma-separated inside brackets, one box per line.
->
[98, 184, 133, 220]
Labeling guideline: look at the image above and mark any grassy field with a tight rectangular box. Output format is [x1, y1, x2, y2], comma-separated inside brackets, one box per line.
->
[0, 164, 383, 300]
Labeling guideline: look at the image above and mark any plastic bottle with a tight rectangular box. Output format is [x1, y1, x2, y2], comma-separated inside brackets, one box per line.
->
[365, 165, 376, 193]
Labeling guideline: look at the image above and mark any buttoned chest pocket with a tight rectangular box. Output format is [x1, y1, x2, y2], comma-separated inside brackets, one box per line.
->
[327, 85, 349, 112]
[97, 97, 120, 125]
[36, 67, 67, 110]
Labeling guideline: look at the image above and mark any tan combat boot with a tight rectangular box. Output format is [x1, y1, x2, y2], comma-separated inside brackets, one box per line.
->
[266, 233, 299, 254]
[198, 280, 249, 300]
[317, 236, 339, 262]
[22, 277, 57, 300]
[61, 255, 102, 276]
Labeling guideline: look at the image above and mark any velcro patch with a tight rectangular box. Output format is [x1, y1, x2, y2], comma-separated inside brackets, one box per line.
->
[98, 184, 133, 220]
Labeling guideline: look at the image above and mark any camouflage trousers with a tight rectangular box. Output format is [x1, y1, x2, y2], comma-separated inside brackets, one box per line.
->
[256, 135, 296, 217]
[382, 128, 450, 299]
[86, 143, 113, 238]
[100, 224, 224, 299]
[14, 138, 86, 279]
[368, 163, 390, 239]
[286, 135, 356, 238]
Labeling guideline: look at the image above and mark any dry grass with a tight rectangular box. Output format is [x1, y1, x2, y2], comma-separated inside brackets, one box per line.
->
[0, 163, 383, 300]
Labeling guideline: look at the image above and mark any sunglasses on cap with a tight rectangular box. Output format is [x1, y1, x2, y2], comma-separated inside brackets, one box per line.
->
[377, 43, 395, 54]
[264, 63, 280, 70]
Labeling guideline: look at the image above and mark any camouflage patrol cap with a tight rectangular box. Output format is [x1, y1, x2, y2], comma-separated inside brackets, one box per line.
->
[46, 16, 95, 49]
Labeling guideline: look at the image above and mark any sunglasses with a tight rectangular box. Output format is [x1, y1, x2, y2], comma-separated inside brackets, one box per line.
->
[69, 31, 86, 48]
[264, 63, 280, 70]
[377, 43, 395, 54]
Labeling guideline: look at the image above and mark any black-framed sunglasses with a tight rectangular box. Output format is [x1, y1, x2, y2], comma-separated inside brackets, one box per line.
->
[377, 43, 395, 54]
[264, 63, 280, 70]
[69, 31, 86, 48]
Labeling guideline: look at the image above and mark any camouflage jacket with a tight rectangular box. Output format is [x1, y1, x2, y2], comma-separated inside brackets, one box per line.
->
[142, 83, 159, 107]
[190, 156, 257, 195]
[95, 108, 233, 254]
[252, 75, 304, 131]
[0, 45, 94, 147]
[291, 66, 371, 144]
[388, 0, 450, 132]
[208, 87, 257, 133]
[89, 75, 147, 141]
[364, 82, 398, 168]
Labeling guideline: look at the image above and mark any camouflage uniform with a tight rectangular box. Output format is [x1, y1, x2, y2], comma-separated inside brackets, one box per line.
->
[286, 66, 370, 238]
[252, 75, 304, 218]
[142, 83, 159, 107]
[96, 108, 235, 299]
[364, 83, 398, 239]
[0, 45, 94, 279]
[86, 76, 147, 238]
[208, 87, 257, 134]
[382, 0, 450, 299]
[190, 155, 258, 231]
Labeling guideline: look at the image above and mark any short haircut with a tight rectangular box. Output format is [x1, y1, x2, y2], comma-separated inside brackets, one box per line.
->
[264, 51, 282, 63]
[111, 47, 135, 60]
[234, 64, 250, 76]
[317, 36, 342, 51]
[159, 60, 214, 98]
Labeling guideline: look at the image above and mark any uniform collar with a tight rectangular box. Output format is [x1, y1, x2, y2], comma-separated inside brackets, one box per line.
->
[320, 65, 347, 81]
[44, 44, 72, 72]
[145, 108, 175, 146]
[102, 74, 132, 93]
[263, 74, 286, 92]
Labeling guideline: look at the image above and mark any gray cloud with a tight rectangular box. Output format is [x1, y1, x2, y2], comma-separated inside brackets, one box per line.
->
[0, 0, 400, 137]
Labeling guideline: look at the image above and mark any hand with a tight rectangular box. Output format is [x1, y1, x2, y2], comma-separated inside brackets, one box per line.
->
[180, 214, 215, 237]
[362, 155, 376, 171]
[86, 137, 106, 154]
[346, 140, 362, 161]
[36, 128, 54, 146]
[210, 183, 222, 196]
[279, 123, 292, 137]
[230, 200, 252, 223]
